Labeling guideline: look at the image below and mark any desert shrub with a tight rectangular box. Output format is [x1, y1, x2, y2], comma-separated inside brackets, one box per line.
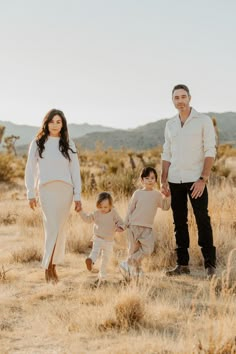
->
[100, 292, 145, 331]
[0, 212, 18, 225]
[115, 294, 144, 329]
[197, 337, 236, 354]
[12, 245, 42, 263]
[0, 154, 15, 182]
[11, 157, 26, 178]
[0, 153, 26, 182]
[98, 169, 139, 197]
[217, 144, 236, 159]
[66, 233, 91, 254]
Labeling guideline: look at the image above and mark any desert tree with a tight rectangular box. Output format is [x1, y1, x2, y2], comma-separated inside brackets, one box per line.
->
[3, 135, 20, 156]
[0, 125, 5, 144]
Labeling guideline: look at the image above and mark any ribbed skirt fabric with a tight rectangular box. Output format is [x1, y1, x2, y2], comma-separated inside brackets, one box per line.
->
[39, 181, 73, 269]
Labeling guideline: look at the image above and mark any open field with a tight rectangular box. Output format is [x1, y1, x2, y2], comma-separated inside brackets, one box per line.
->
[0, 178, 236, 354]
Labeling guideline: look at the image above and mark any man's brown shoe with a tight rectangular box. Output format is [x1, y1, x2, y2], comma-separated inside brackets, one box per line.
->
[206, 266, 216, 279]
[166, 265, 190, 276]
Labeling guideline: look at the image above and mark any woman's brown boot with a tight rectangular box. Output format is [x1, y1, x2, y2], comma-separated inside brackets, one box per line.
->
[52, 264, 59, 283]
[45, 269, 50, 282]
[45, 266, 54, 283]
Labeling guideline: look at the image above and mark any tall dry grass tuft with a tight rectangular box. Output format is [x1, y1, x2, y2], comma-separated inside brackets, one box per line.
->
[115, 293, 145, 329]
[66, 210, 94, 254]
[0, 265, 12, 281]
[226, 248, 236, 290]
[99, 287, 147, 332]
[197, 336, 236, 353]
[12, 244, 42, 263]
[0, 212, 18, 226]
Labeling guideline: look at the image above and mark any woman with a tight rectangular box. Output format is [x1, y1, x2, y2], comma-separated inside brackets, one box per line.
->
[25, 109, 82, 283]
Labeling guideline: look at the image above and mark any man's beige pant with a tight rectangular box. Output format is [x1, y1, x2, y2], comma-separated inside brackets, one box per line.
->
[127, 225, 154, 266]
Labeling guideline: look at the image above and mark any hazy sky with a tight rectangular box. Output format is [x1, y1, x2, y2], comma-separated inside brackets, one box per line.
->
[1, 0, 235, 129]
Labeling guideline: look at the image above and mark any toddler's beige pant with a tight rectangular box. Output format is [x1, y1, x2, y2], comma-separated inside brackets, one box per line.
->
[89, 236, 113, 279]
[127, 225, 154, 266]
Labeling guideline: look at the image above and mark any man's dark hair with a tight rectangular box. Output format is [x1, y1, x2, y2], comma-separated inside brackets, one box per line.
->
[140, 166, 158, 182]
[172, 84, 190, 96]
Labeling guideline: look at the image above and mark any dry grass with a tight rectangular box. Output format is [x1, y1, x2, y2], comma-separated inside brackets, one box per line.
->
[0, 177, 236, 353]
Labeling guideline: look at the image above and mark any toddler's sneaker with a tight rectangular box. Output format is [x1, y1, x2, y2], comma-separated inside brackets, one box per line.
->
[119, 261, 130, 280]
[129, 265, 143, 278]
[135, 266, 144, 278]
[85, 257, 93, 271]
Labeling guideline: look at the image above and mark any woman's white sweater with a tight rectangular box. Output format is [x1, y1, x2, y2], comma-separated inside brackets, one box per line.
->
[25, 137, 81, 201]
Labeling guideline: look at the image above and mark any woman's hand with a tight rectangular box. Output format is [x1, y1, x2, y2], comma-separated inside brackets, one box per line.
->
[29, 198, 37, 210]
[74, 201, 82, 212]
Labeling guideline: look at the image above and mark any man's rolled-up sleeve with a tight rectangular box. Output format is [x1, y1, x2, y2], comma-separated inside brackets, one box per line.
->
[203, 117, 216, 158]
[161, 124, 171, 162]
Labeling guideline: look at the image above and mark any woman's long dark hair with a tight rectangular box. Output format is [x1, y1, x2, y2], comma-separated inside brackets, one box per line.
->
[36, 109, 76, 161]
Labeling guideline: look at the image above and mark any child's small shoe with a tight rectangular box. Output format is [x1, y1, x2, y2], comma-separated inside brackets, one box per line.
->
[119, 261, 131, 280]
[85, 257, 93, 271]
[91, 267, 99, 273]
[131, 266, 144, 278]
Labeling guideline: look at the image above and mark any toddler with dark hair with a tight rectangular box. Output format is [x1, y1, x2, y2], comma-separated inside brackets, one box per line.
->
[120, 167, 171, 280]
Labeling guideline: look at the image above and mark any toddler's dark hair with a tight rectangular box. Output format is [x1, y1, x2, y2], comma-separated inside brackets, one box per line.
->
[140, 166, 158, 182]
[96, 192, 113, 208]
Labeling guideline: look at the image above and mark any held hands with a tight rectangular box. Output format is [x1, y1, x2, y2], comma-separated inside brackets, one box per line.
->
[29, 199, 82, 211]
[161, 182, 171, 197]
[116, 226, 124, 233]
[190, 179, 206, 199]
[29, 198, 37, 210]
[74, 201, 82, 212]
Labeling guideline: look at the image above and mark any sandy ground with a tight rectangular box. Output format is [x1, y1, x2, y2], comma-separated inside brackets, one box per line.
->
[1, 228, 223, 354]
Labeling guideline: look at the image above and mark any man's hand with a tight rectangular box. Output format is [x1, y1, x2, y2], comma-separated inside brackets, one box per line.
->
[74, 201, 82, 212]
[29, 198, 37, 210]
[161, 181, 170, 197]
[190, 179, 206, 199]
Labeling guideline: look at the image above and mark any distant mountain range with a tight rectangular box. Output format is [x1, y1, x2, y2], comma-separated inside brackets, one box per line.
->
[74, 112, 236, 150]
[0, 112, 235, 153]
[0, 121, 115, 146]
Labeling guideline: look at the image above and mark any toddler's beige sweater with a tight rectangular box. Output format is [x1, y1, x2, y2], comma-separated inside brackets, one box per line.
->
[125, 189, 171, 228]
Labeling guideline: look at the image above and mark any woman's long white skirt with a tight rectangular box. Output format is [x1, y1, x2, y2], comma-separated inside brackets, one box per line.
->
[39, 181, 73, 269]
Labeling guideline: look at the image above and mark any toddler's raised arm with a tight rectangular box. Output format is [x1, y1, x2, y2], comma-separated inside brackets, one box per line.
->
[78, 210, 95, 223]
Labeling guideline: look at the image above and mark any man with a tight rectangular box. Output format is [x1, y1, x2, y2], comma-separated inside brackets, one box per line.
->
[161, 84, 216, 277]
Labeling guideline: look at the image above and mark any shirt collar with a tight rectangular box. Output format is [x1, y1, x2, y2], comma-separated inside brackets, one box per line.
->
[174, 107, 199, 124]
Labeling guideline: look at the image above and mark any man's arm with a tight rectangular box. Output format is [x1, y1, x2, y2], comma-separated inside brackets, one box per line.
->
[161, 123, 172, 196]
[200, 157, 215, 182]
[190, 157, 215, 199]
[161, 160, 171, 196]
[191, 117, 216, 199]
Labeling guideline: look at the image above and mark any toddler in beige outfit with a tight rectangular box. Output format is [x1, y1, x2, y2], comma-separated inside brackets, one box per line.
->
[120, 167, 171, 279]
[79, 192, 125, 281]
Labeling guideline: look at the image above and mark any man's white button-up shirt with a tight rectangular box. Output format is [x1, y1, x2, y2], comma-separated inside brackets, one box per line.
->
[162, 108, 216, 183]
